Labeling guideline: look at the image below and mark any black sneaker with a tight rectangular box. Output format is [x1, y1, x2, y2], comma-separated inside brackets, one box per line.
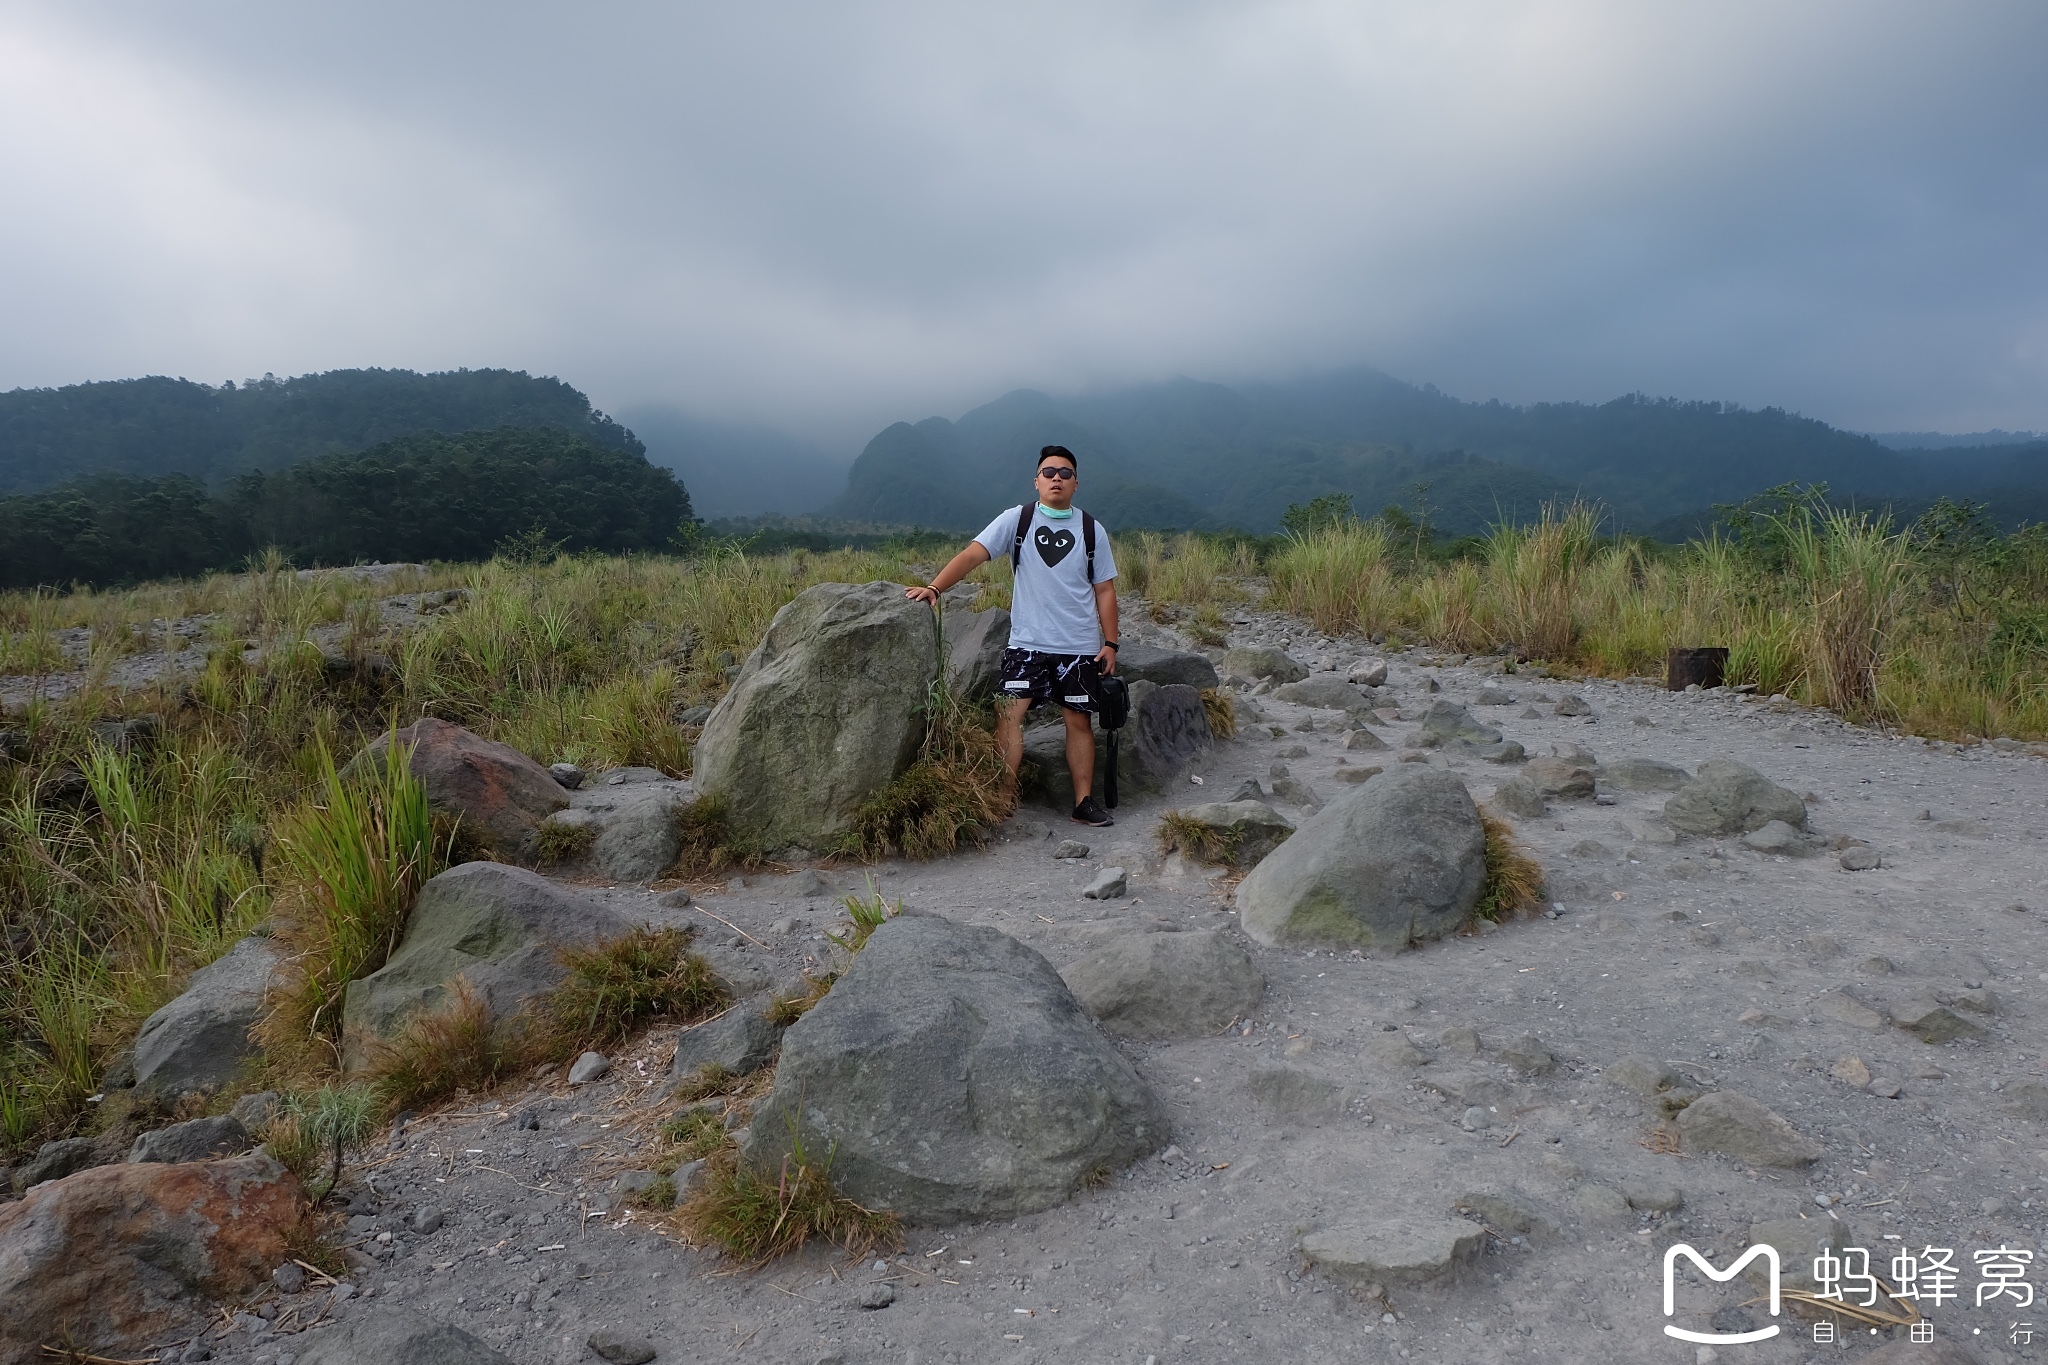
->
[1072, 795, 1114, 827]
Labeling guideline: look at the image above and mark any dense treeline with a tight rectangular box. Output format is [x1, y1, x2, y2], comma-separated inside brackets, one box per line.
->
[0, 367, 643, 494]
[0, 427, 694, 589]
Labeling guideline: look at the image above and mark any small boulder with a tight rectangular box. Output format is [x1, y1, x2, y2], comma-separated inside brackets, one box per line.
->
[1554, 695, 1592, 717]
[1621, 1181, 1684, 1213]
[1236, 768, 1485, 952]
[1082, 866, 1128, 900]
[1342, 728, 1388, 752]
[1300, 1216, 1485, 1288]
[548, 762, 585, 790]
[1115, 643, 1221, 691]
[1270, 776, 1322, 811]
[346, 717, 568, 861]
[1053, 839, 1090, 859]
[567, 1052, 611, 1085]
[1741, 819, 1811, 855]
[1599, 757, 1688, 792]
[1272, 678, 1369, 711]
[11, 1137, 111, 1193]
[293, 1304, 515, 1365]
[742, 915, 1169, 1222]
[1220, 647, 1308, 683]
[586, 1330, 659, 1365]
[549, 779, 697, 882]
[1248, 1065, 1351, 1119]
[1453, 1188, 1557, 1239]
[1891, 1001, 1985, 1044]
[1840, 846, 1882, 871]
[1675, 1091, 1822, 1167]
[1501, 1034, 1554, 1074]
[1663, 759, 1807, 837]
[1489, 776, 1547, 819]
[1606, 1055, 1679, 1098]
[1021, 682, 1212, 810]
[130, 936, 284, 1098]
[1415, 701, 1502, 749]
[340, 862, 630, 1066]
[128, 1115, 252, 1165]
[1522, 757, 1595, 799]
[1347, 658, 1390, 687]
[666, 994, 785, 1086]
[1164, 800, 1295, 867]
[0, 1153, 303, 1364]
[1060, 929, 1265, 1040]
[1473, 687, 1515, 705]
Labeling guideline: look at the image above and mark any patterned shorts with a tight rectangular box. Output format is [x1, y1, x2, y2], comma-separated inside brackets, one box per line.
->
[997, 649, 1099, 713]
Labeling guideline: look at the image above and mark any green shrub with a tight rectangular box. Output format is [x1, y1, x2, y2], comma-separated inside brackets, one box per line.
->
[543, 925, 727, 1051]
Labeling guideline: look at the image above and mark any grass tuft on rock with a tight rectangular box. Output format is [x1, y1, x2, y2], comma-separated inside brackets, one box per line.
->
[1156, 810, 1242, 867]
[1199, 686, 1237, 739]
[765, 973, 837, 1027]
[659, 1106, 733, 1165]
[534, 820, 595, 866]
[668, 795, 764, 875]
[680, 1135, 900, 1264]
[544, 925, 727, 1050]
[1476, 810, 1545, 921]
[358, 979, 533, 1112]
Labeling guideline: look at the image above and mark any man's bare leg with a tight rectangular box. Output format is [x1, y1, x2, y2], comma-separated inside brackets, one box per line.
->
[1063, 705, 1096, 802]
[995, 698, 1027, 784]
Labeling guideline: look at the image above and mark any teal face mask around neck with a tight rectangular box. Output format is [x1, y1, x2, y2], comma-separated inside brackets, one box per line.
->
[1037, 503, 1075, 519]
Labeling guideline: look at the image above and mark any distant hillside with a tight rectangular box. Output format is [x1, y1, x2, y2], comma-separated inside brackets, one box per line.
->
[1869, 429, 2044, 450]
[0, 368, 643, 494]
[619, 406, 847, 518]
[0, 426, 691, 590]
[827, 369, 2048, 535]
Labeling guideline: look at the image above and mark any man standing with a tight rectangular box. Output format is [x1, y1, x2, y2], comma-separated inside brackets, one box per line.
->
[905, 445, 1120, 826]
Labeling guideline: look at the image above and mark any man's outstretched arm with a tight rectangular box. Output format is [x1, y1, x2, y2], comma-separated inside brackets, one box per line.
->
[904, 541, 992, 605]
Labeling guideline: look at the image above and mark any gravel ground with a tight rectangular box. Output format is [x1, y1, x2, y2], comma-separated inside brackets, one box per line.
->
[146, 608, 2048, 1365]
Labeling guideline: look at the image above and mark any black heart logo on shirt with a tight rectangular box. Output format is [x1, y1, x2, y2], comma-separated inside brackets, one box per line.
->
[1034, 525, 1075, 567]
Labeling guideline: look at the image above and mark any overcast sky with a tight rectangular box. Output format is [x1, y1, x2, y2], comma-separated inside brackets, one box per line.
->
[3, 1, 2044, 449]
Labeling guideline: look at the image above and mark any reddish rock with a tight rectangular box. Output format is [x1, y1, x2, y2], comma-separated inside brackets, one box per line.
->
[349, 717, 567, 859]
[0, 1152, 304, 1365]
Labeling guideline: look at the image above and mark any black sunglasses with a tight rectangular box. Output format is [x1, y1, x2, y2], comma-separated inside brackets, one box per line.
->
[1037, 465, 1076, 480]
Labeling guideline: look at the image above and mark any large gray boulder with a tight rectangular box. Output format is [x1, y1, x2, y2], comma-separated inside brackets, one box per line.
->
[131, 936, 283, 1097]
[942, 605, 1011, 702]
[1236, 768, 1486, 952]
[340, 862, 630, 1066]
[1022, 681, 1212, 810]
[1059, 929, 1264, 1040]
[1115, 644, 1220, 691]
[347, 717, 567, 861]
[742, 914, 1169, 1222]
[1220, 647, 1307, 683]
[1662, 759, 1807, 837]
[693, 582, 939, 854]
[1273, 678, 1371, 710]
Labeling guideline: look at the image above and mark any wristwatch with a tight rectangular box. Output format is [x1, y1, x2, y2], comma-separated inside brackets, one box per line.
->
[1102, 641, 1119, 651]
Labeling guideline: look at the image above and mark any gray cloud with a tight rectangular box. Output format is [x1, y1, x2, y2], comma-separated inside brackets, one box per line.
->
[1, 0, 2044, 448]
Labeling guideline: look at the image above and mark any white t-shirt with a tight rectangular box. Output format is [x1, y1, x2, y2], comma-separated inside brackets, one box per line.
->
[973, 504, 1118, 655]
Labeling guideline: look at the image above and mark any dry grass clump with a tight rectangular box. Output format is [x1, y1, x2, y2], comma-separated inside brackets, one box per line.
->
[679, 1133, 900, 1264]
[667, 1062, 746, 1104]
[765, 974, 837, 1027]
[1157, 810, 1242, 867]
[660, 1106, 733, 1164]
[840, 675, 1013, 862]
[534, 820, 595, 866]
[543, 925, 727, 1049]
[1475, 811, 1545, 922]
[668, 795, 765, 875]
[357, 980, 533, 1112]
[1199, 687, 1237, 739]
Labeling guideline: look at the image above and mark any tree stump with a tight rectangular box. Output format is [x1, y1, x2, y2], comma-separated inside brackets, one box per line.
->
[1666, 647, 1728, 691]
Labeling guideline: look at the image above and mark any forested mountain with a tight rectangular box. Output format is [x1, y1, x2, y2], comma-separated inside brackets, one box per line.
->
[0, 426, 690, 589]
[827, 369, 2048, 534]
[0, 368, 642, 494]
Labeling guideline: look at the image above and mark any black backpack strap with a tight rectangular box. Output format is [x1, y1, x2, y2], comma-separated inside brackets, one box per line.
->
[1082, 510, 1097, 581]
[1009, 503, 1034, 570]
